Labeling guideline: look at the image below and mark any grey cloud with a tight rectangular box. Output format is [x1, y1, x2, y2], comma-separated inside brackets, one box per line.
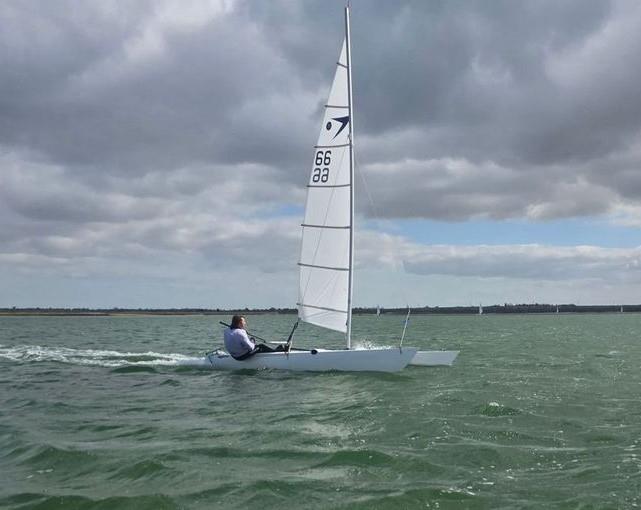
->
[355, 146, 628, 221]
[3, 1, 641, 195]
[3, 0, 641, 304]
[2, 0, 629, 176]
[0, 0, 315, 177]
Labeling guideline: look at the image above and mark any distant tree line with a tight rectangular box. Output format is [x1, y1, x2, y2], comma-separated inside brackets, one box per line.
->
[358, 304, 640, 314]
[1, 304, 640, 315]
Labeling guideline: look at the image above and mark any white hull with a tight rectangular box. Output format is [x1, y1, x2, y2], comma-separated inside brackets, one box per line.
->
[410, 350, 459, 366]
[201, 348, 417, 372]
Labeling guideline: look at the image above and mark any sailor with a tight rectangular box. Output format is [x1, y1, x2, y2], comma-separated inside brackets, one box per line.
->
[223, 315, 284, 360]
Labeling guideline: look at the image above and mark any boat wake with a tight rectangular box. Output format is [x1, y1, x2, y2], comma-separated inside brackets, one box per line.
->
[0, 344, 205, 368]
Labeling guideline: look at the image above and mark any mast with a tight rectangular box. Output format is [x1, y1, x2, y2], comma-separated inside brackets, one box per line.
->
[345, 4, 355, 349]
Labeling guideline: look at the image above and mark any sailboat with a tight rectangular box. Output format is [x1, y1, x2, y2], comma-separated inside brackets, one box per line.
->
[203, 6, 458, 371]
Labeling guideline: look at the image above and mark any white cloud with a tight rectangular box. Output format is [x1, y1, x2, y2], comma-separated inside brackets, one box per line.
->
[401, 242, 641, 282]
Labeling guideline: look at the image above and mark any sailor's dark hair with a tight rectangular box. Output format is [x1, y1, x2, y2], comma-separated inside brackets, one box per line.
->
[231, 315, 244, 329]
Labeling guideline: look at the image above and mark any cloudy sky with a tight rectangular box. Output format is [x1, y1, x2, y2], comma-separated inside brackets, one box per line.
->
[2, 0, 641, 309]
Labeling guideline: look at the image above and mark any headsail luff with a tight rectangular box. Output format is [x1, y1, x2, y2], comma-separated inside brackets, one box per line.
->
[298, 7, 353, 342]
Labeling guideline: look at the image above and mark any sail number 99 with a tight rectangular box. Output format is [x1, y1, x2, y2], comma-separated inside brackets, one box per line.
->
[312, 150, 331, 183]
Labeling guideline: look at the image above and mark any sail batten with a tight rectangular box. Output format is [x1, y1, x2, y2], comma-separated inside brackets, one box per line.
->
[307, 185, 350, 190]
[297, 302, 348, 314]
[298, 262, 349, 271]
[301, 224, 350, 229]
[315, 143, 350, 149]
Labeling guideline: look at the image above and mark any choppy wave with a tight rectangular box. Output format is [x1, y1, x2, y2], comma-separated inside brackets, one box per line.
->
[476, 401, 522, 417]
[0, 344, 206, 368]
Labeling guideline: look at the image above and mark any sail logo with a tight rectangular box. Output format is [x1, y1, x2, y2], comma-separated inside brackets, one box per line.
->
[326, 115, 350, 139]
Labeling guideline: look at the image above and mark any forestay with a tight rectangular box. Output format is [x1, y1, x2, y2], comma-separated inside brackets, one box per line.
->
[298, 39, 353, 334]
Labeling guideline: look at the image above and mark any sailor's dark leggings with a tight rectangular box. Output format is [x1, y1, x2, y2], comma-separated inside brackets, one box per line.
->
[234, 343, 285, 360]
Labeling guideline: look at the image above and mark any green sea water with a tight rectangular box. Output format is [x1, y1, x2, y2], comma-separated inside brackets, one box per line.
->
[1, 313, 640, 509]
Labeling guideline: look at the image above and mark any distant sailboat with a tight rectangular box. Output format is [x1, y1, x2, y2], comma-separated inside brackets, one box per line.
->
[556, 304, 559, 314]
[376, 305, 381, 317]
[478, 304, 483, 315]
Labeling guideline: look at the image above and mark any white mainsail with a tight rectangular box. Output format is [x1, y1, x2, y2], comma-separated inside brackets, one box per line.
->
[298, 31, 353, 339]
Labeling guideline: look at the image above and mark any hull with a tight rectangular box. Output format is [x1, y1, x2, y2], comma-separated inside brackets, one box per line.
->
[410, 350, 459, 366]
[201, 348, 417, 372]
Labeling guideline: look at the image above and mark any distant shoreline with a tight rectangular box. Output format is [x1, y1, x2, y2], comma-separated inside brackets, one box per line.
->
[0, 305, 638, 317]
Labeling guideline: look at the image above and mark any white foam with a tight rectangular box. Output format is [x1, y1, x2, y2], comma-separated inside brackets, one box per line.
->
[0, 344, 201, 368]
[351, 339, 395, 350]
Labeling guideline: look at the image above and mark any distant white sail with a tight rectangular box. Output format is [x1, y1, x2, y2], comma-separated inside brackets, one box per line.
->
[298, 39, 352, 334]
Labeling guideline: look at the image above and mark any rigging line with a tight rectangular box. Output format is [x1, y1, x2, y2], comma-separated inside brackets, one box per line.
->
[285, 319, 299, 353]
[399, 307, 411, 351]
[353, 150, 411, 308]
[354, 151, 382, 222]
